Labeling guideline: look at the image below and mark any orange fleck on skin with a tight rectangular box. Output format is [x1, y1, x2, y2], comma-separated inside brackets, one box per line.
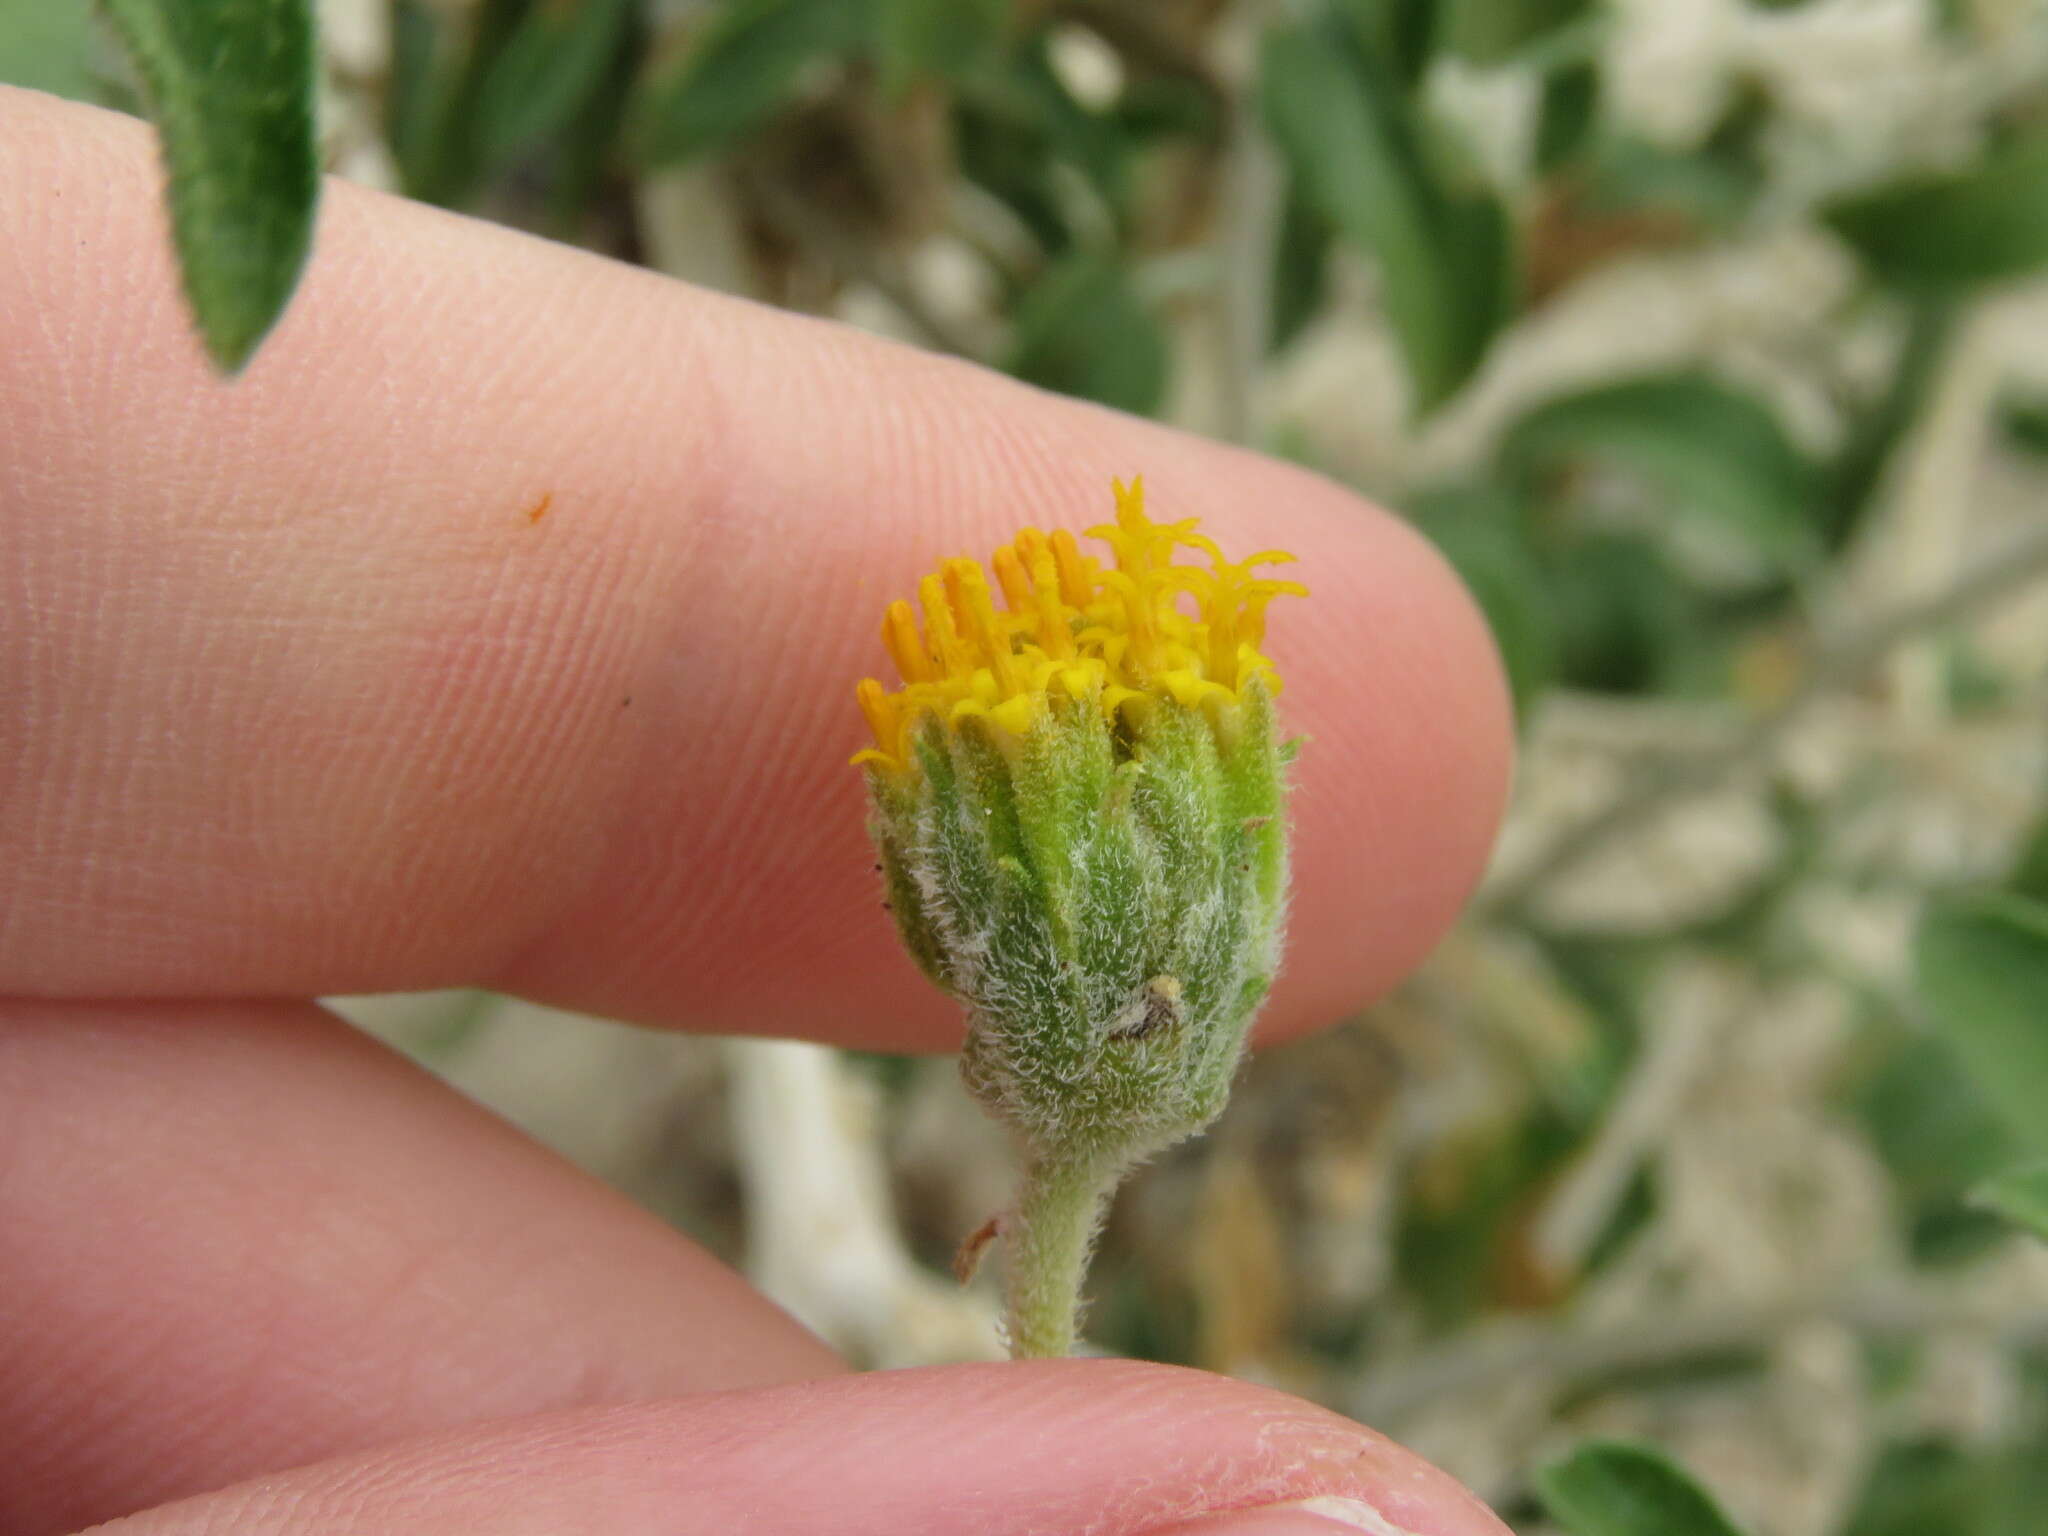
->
[525, 491, 553, 524]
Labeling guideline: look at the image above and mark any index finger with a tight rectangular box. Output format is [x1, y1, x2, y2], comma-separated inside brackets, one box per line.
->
[0, 88, 1511, 1049]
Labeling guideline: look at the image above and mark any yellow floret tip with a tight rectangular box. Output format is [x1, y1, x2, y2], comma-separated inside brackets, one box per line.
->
[852, 478, 1306, 772]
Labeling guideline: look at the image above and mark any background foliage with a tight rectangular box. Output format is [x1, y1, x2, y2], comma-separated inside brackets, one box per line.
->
[11, 2, 2048, 1533]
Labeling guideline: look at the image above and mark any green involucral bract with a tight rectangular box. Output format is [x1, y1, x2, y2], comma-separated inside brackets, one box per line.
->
[865, 683, 1293, 1352]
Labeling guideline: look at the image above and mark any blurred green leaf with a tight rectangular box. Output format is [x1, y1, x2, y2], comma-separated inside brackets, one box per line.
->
[1860, 1036, 2026, 1198]
[1972, 1162, 2048, 1241]
[955, 33, 1130, 251]
[1003, 255, 1167, 414]
[1537, 1441, 1750, 1536]
[1333, 0, 1436, 88]
[0, 3, 97, 98]
[2000, 389, 2048, 457]
[1260, 24, 1513, 414]
[1440, 0, 1594, 66]
[543, 0, 646, 234]
[1409, 485, 1558, 721]
[634, 0, 867, 167]
[1844, 1435, 2048, 1536]
[388, 0, 531, 207]
[1827, 143, 2048, 291]
[1844, 1441, 1988, 1536]
[99, 0, 319, 374]
[473, 0, 635, 167]
[1822, 298, 1956, 548]
[1914, 891, 2048, 1154]
[1502, 372, 1818, 571]
[1535, 59, 1600, 174]
[1269, 188, 1334, 355]
[2010, 795, 2048, 904]
[1584, 138, 1757, 231]
[1582, 84, 1772, 232]
[1115, 74, 1221, 144]
[876, 0, 1006, 93]
[1543, 533, 1700, 696]
[387, 0, 458, 197]
[1856, 1029, 2025, 1265]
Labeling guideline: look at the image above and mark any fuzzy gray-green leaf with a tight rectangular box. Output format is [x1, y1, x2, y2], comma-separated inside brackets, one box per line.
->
[100, 0, 320, 374]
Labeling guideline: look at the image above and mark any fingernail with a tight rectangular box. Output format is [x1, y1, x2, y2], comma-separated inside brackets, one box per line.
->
[1144, 1494, 1430, 1535]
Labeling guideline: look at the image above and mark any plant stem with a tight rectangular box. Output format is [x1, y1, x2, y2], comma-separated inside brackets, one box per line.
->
[1004, 1150, 1120, 1358]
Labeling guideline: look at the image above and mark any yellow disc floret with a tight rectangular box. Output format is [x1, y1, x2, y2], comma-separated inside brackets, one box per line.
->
[853, 478, 1306, 772]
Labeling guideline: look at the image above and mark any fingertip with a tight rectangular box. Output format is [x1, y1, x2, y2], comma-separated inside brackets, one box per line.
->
[1, 85, 1510, 1039]
[92, 1361, 1510, 1536]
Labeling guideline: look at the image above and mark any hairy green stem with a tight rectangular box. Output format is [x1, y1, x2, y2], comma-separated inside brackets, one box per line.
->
[1004, 1151, 1122, 1358]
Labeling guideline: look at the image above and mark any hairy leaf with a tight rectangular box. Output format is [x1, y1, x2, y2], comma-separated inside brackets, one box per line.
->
[100, 0, 320, 373]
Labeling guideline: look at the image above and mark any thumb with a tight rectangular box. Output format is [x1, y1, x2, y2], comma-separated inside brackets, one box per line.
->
[90, 1361, 1507, 1536]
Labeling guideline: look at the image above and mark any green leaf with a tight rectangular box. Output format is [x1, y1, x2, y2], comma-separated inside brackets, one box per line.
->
[1844, 1432, 2048, 1536]
[953, 37, 1134, 253]
[1854, 1029, 2024, 1265]
[1826, 142, 2048, 291]
[473, 0, 636, 168]
[1408, 485, 1557, 722]
[1260, 24, 1513, 414]
[1440, 0, 1594, 66]
[1537, 1441, 1750, 1536]
[875, 0, 1007, 94]
[1269, 188, 1334, 355]
[1535, 58, 1600, 175]
[1914, 891, 2048, 1154]
[99, 0, 320, 374]
[2010, 794, 2048, 904]
[1002, 255, 1167, 415]
[1543, 533, 1700, 695]
[1972, 1162, 2048, 1241]
[1581, 87, 1771, 233]
[1859, 1035, 2025, 1197]
[1501, 372, 1819, 571]
[632, 0, 867, 167]
[1332, 0, 1435, 89]
[2001, 389, 2048, 458]
[1821, 298, 1956, 548]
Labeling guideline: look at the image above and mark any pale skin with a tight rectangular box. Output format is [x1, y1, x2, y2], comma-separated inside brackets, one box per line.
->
[0, 87, 1516, 1536]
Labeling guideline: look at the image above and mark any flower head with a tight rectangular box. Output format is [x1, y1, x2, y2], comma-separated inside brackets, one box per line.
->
[850, 478, 1305, 1358]
[853, 477, 1305, 773]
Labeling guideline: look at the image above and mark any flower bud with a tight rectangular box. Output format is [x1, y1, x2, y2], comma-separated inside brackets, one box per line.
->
[852, 478, 1303, 1353]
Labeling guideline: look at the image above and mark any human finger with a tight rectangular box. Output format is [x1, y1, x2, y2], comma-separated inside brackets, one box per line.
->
[0, 998, 840, 1536]
[89, 1362, 1508, 1536]
[0, 89, 1512, 1047]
